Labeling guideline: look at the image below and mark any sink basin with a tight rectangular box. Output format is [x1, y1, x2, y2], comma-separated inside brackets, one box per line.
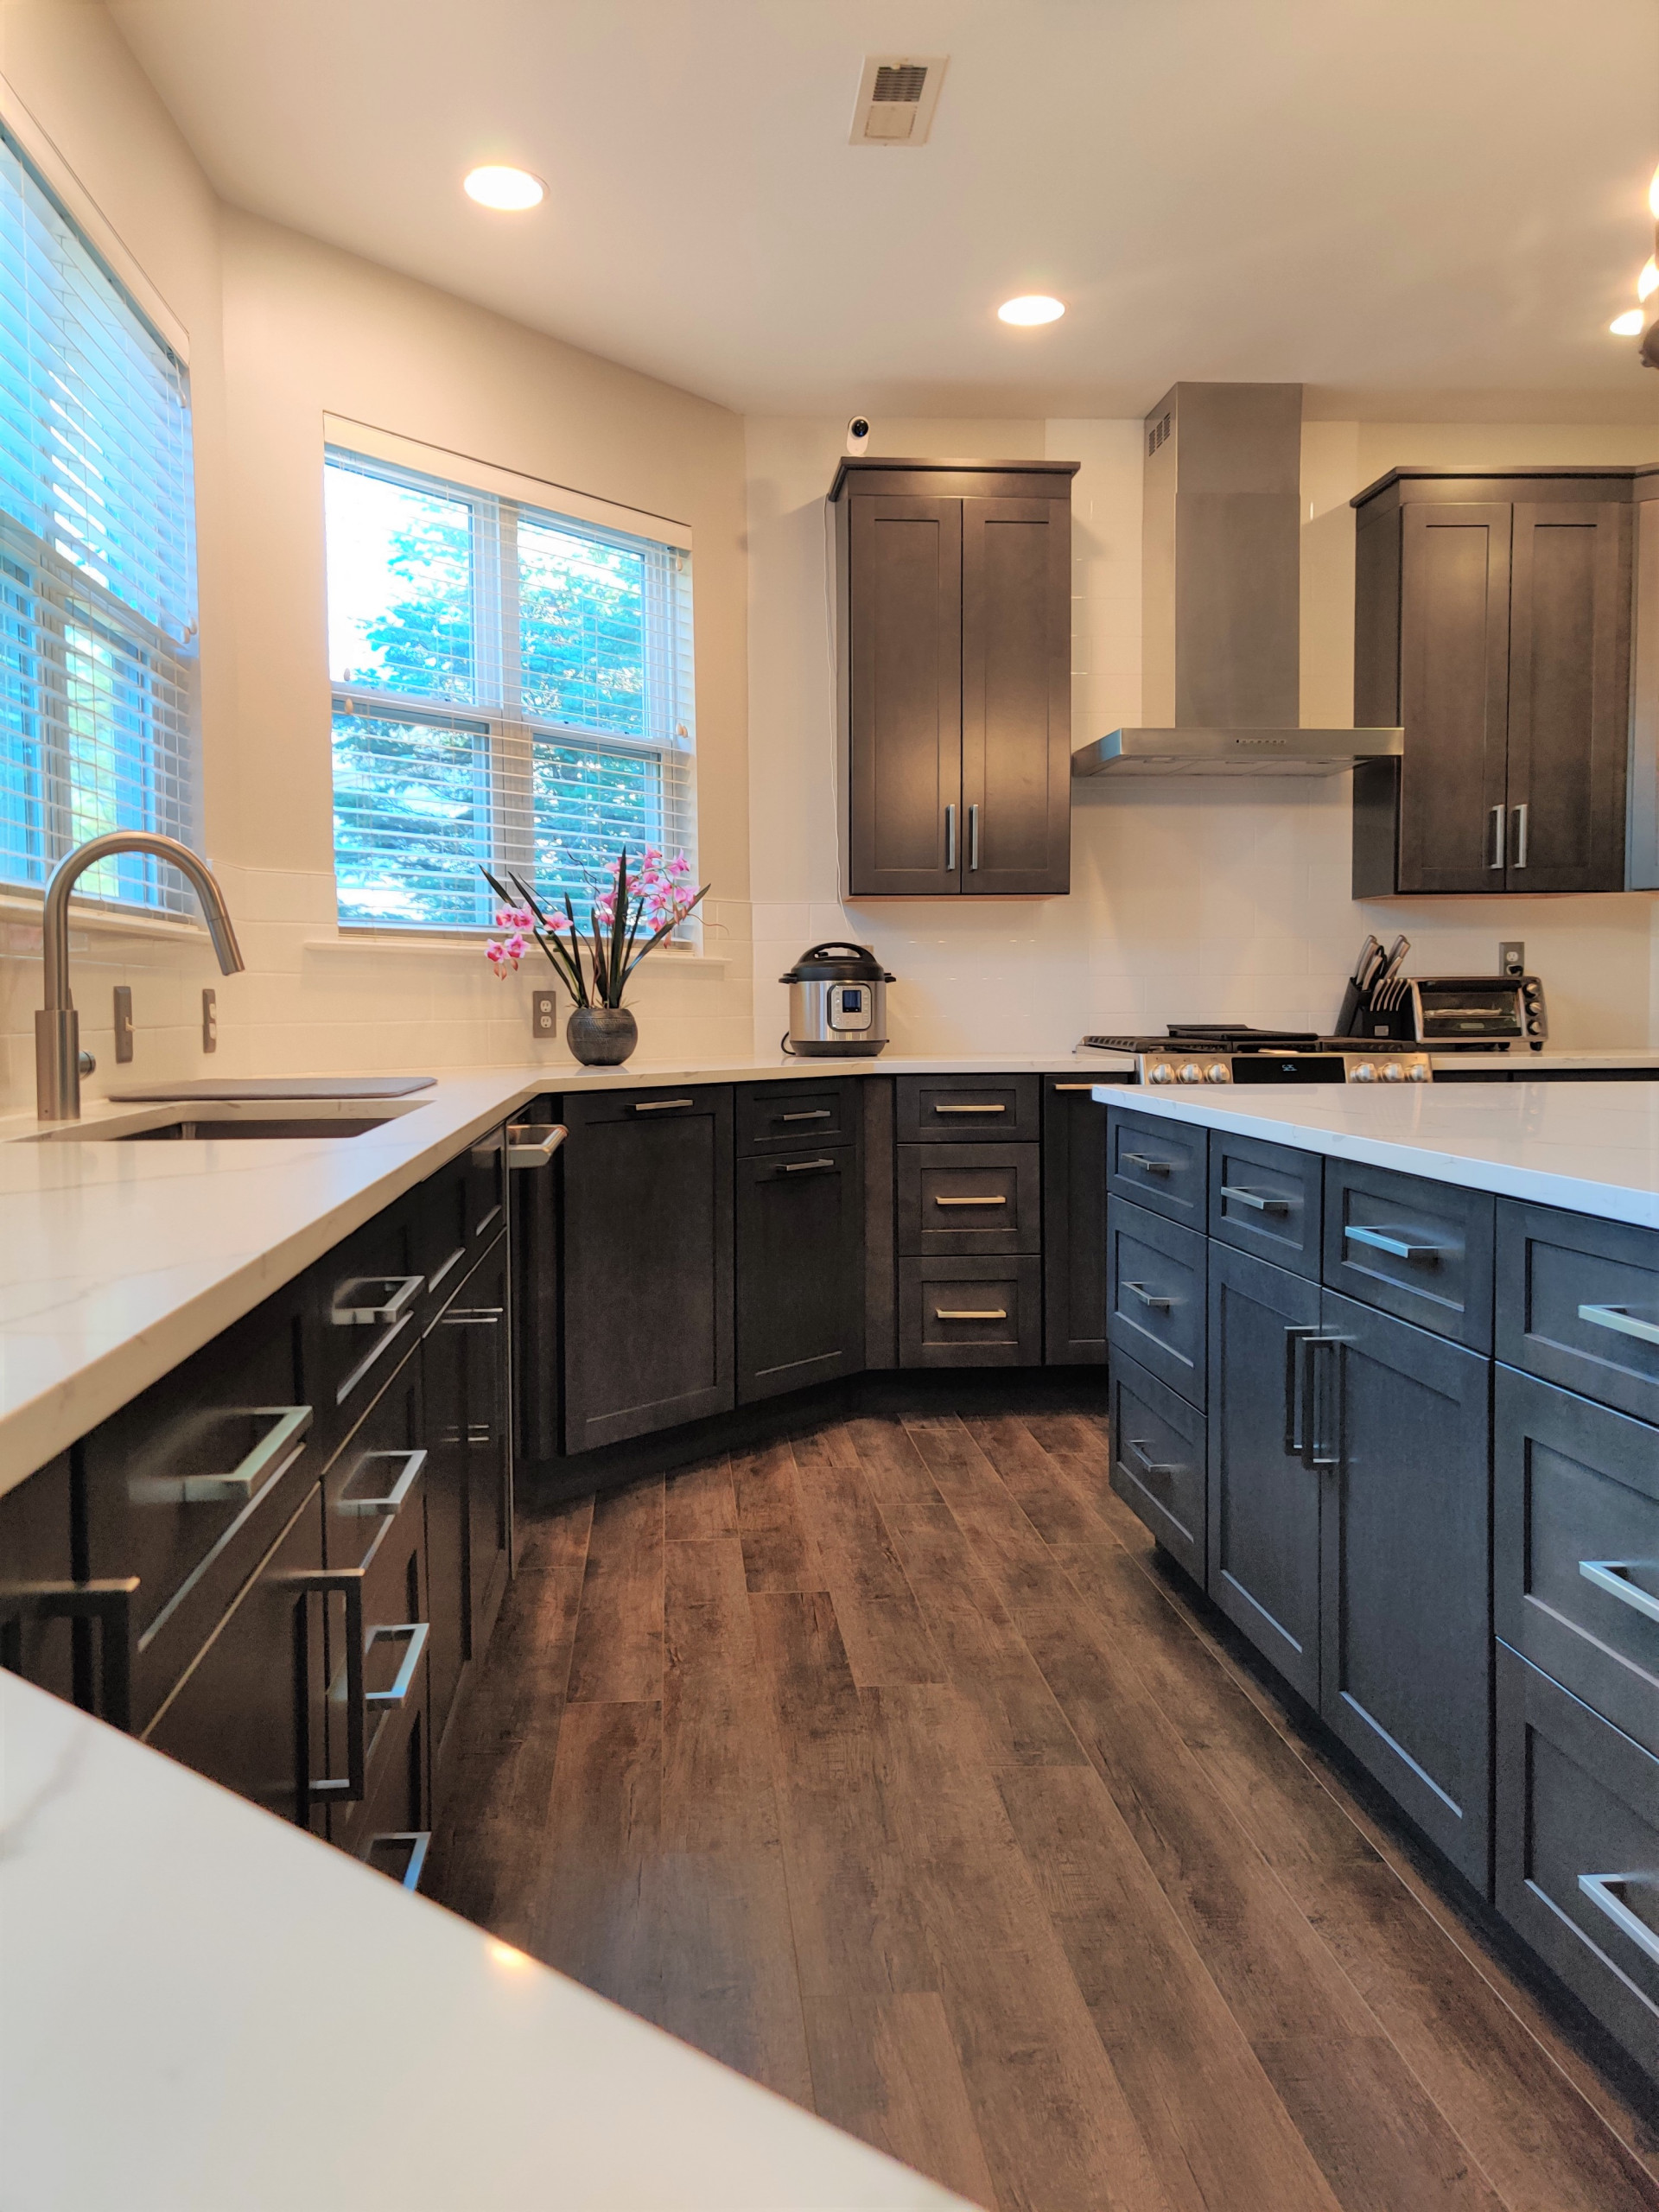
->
[27, 1099, 424, 1143]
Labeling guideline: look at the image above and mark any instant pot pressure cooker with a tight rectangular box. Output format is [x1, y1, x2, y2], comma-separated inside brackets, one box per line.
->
[780, 942, 894, 1058]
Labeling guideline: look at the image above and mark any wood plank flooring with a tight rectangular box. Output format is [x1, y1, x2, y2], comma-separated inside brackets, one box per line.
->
[427, 1405, 1659, 2212]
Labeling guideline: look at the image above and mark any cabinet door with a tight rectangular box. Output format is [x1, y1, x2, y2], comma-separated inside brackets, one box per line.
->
[561, 1088, 734, 1451]
[847, 494, 963, 896]
[1319, 1289, 1491, 1889]
[1397, 502, 1511, 893]
[0, 1458, 80, 1709]
[1042, 1080, 1108, 1365]
[1505, 502, 1630, 893]
[1206, 1243, 1323, 1703]
[735, 1148, 863, 1403]
[960, 497, 1071, 894]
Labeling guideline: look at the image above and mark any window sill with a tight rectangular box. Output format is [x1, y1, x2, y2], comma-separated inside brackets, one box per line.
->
[303, 932, 729, 975]
[0, 887, 210, 951]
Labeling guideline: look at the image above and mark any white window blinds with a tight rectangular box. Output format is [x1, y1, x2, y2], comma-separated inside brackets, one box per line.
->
[0, 125, 198, 914]
[325, 444, 696, 931]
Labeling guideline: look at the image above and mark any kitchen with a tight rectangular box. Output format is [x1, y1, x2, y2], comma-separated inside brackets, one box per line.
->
[3, 4, 1659, 2209]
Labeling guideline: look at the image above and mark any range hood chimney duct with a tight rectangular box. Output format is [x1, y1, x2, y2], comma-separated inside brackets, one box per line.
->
[1072, 381, 1403, 777]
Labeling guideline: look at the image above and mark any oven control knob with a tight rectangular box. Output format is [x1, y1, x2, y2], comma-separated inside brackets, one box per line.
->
[1353, 1063, 1376, 1082]
[1527, 1015, 1543, 1033]
[1407, 1063, 1429, 1082]
[1381, 1062, 1404, 1082]
[1148, 1062, 1173, 1084]
[1177, 1062, 1202, 1084]
[1205, 1062, 1230, 1084]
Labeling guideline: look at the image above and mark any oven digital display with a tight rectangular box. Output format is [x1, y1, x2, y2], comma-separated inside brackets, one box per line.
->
[1240, 1057, 1346, 1084]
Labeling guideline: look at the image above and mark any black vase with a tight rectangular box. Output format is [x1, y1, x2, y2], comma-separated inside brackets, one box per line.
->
[566, 1005, 638, 1066]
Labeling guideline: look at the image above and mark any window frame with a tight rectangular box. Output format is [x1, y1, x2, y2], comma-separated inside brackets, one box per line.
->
[322, 427, 696, 938]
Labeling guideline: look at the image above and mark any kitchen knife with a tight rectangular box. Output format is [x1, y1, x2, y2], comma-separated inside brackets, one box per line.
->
[1351, 935, 1379, 988]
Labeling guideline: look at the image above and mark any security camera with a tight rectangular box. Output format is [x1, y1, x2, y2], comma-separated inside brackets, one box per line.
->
[846, 416, 872, 455]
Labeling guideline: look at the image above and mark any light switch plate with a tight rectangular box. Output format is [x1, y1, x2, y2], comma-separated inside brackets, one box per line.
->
[113, 985, 133, 1064]
[201, 987, 217, 1052]
[1498, 940, 1525, 977]
[531, 988, 559, 1039]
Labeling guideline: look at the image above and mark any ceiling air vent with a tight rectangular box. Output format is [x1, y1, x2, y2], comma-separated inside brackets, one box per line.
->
[849, 54, 947, 147]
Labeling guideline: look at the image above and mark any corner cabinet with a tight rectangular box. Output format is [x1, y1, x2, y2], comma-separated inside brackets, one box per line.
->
[830, 457, 1078, 898]
[1352, 467, 1636, 897]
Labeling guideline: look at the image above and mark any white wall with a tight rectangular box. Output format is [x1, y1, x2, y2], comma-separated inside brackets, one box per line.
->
[746, 414, 1659, 1057]
[0, 2, 753, 1114]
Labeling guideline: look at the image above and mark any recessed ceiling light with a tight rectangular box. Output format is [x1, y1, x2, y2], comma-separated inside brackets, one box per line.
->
[463, 165, 545, 212]
[997, 294, 1065, 327]
[1611, 308, 1645, 336]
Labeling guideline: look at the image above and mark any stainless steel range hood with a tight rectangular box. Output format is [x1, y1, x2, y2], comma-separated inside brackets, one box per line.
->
[1071, 382, 1403, 779]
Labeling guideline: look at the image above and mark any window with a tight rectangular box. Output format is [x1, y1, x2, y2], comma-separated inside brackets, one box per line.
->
[324, 444, 695, 930]
[0, 126, 198, 914]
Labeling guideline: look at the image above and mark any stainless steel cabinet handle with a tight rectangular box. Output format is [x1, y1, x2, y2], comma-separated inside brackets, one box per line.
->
[933, 1194, 1007, 1207]
[442, 1307, 504, 1325]
[505, 1122, 565, 1167]
[1122, 1280, 1174, 1310]
[132, 1403, 313, 1506]
[1489, 804, 1504, 870]
[1578, 1302, 1659, 1348]
[1344, 1224, 1448, 1263]
[1300, 1333, 1346, 1469]
[935, 1307, 1007, 1321]
[333, 1274, 423, 1326]
[1122, 1150, 1173, 1175]
[299, 1567, 365, 1802]
[1511, 802, 1529, 868]
[780, 1109, 831, 1122]
[364, 1619, 429, 1710]
[367, 1830, 431, 1892]
[969, 803, 980, 871]
[1284, 1325, 1318, 1455]
[1220, 1185, 1290, 1217]
[338, 1446, 428, 1519]
[944, 803, 957, 872]
[933, 1102, 1006, 1115]
[782, 1157, 838, 1174]
[633, 1097, 694, 1112]
[1124, 1439, 1183, 1480]
[1578, 1873, 1659, 1966]
[1579, 1560, 1659, 1624]
[0, 1578, 137, 1730]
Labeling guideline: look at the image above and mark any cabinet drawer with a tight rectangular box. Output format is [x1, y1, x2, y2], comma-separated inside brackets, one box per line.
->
[1497, 1366, 1659, 1760]
[304, 1199, 424, 1456]
[1322, 1158, 1494, 1351]
[1496, 1201, 1659, 1427]
[1108, 1198, 1206, 1408]
[896, 1073, 1040, 1142]
[1107, 1106, 1206, 1227]
[1208, 1131, 1321, 1279]
[899, 1257, 1041, 1366]
[897, 1141, 1039, 1256]
[737, 1077, 860, 1155]
[83, 1287, 313, 1732]
[412, 1147, 473, 1318]
[1497, 1645, 1659, 2080]
[1109, 1351, 1205, 1580]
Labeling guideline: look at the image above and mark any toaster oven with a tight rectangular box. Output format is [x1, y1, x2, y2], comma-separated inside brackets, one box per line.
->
[1389, 975, 1548, 1049]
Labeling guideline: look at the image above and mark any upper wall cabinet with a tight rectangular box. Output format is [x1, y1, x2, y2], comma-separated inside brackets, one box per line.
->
[830, 458, 1078, 898]
[1352, 467, 1637, 898]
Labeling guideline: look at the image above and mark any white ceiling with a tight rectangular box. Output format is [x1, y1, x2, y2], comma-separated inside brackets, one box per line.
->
[108, 0, 1659, 423]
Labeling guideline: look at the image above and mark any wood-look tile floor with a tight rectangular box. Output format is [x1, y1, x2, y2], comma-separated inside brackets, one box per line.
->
[427, 1407, 1659, 2212]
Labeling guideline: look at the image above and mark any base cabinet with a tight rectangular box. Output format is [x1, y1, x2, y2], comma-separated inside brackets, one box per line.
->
[736, 1147, 863, 1402]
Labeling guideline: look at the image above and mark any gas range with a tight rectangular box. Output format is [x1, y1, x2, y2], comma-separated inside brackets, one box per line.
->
[1077, 1026, 1434, 1087]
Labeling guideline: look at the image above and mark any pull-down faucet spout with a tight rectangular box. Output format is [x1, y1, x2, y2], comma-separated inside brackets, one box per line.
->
[35, 831, 245, 1122]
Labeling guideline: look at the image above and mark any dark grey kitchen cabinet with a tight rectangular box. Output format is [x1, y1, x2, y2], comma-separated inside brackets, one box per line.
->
[735, 1147, 863, 1402]
[0, 1456, 84, 1711]
[1206, 1240, 1324, 1704]
[830, 457, 1077, 899]
[559, 1085, 734, 1451]
[1352, 469, 1636, 898]
[452, 1235, 512, 1649]
[1042, 1077, 1108, 1364]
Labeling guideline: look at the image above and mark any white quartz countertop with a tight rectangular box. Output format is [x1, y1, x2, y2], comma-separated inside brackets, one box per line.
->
[0, 1674, 973, 2212]
[1096, 1081, 1659, 1230]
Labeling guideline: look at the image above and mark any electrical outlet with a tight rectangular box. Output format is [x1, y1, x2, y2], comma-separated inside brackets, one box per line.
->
[113, 985, 134, 1064]
[1498, 940, 1526, 978]
[531, 988, 559, 1039]
[201, 986, 217, 1052]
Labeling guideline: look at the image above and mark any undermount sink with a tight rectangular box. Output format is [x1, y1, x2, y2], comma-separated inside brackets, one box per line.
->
[27, 1099, 424, 1143]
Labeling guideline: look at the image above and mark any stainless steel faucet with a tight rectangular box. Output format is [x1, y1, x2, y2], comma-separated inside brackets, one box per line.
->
[35, 832, 245, 1122]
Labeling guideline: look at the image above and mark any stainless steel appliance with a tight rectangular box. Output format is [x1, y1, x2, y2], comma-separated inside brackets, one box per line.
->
[1076, 1026, 1433, 1085]
[1346, 975, 1548, 1049]
[781, 942, 894, 1058]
